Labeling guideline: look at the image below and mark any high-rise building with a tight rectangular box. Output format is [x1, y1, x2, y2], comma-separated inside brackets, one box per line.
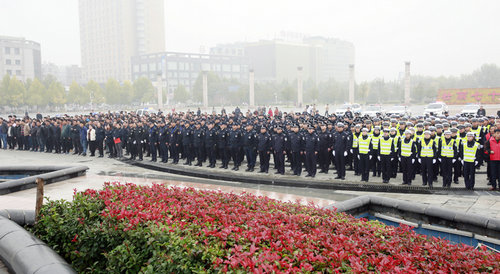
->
[78, 0, 165, 83]
[0, 36, 41, 81]
[211, 36, 355, 83]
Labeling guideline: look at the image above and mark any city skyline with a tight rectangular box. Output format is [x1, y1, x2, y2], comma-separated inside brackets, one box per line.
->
[0, 0, 499, 81]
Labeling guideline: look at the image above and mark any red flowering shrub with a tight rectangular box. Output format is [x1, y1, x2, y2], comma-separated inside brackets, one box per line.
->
[32, 182, 500, 273]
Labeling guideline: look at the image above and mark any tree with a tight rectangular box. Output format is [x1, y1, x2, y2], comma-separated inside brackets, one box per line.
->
[68, 81, 88, 105]
[192, 72, 221, 103]
[121, 80, 134, 105]
[26, 78, 45, 107]
[0, 75, 10, 103]
[6, 76, 26, 107]
[173, 85, 189, 103]
[133, 77, 155, 104]
[86, 80, 105, 105]
[47, 81, 66, 107]
[104, 78, 121, 104]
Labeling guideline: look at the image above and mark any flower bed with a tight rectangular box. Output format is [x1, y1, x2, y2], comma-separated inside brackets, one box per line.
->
[32, 183, 500, 273]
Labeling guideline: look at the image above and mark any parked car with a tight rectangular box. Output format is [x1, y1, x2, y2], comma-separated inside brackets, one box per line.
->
[385, 105, 410, 117]
[424, 102, 448, 116]
[362, 105, 383, 117]
[136, 108, 155, 116]
[335, 103, 362, 116]
[460, 104, 480, 117]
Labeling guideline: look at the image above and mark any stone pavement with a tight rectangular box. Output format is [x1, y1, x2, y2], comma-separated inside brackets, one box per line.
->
[0, 149, 498, 220]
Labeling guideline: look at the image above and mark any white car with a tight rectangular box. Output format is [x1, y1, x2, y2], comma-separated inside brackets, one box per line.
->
[461, 105, 480, 117]
[335, 103, 362, 116]
[362, 105, 383, 117]
[386, 105, 410, 117]
[424, 102, 448, 116]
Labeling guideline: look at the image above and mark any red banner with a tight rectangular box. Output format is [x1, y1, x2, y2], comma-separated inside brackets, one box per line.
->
[437, 88, 500, 104]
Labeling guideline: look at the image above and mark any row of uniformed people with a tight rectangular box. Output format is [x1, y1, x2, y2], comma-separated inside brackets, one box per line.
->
[351, 125, 482, 189]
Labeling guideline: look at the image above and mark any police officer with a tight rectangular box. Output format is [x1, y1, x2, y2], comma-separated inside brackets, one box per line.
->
[418, 130, 437, 188]
[351, 124, 361, 175]
[168, 121, 180, 164]
[228, 123, 241, 170]
[303, 125, 319, 177]
[317, 123, 332, 174]
[242, 123, 257, 172]
[193, 122, 204, 166]
[370, 126, 381, 177]
[399, 130, 417, 185]
[217, 122, 229, 169]
[378, 128, 395, 183]
[204, 121, 217, 168]
[159, 121, 169, 163]
[272, 126, 286, 174]
[181, 122, 193, 165]
[438, 130, 457, 188]
[287, 124, 303, 176]
[358, 128, 372, 182]
[459, 132, 481, 190]
[257, 126, 271, 173]
[332, 122, 350, 180]
[148, 122, 158, 162]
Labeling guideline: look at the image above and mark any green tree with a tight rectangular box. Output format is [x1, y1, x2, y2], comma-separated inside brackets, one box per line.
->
[26, 78, 45, 106]
[68, 81, 87, 105]
[104, 78, 121, 104]
[121, 80, 134, 105]
[6, 76, 26, 107]
[0, 75, 10, 106]
[47, 81, 66, 107]
[133, 77, 155, 104]
[173, 85, 189, 103]
[86, 80, 105, 105]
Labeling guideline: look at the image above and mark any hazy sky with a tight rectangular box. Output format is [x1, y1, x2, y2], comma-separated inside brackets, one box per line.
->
[1, 0, 499, 81]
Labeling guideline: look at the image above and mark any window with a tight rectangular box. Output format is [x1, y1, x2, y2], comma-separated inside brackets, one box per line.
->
[4, 47, 10, 54]
[222, 64, 231, 72]
[14, 48, 20, 55]
[5, 59, 11, 65]
[141, 63, 147, 72]
[148, 62, 156, 71]
[15, 60, 20, 65]
[133, 64, 139, 73]
[16, 70, 21, 76]
[6, 70, 12, 75]
[232, 65, 240, 72]
[167, 62, 177, 70]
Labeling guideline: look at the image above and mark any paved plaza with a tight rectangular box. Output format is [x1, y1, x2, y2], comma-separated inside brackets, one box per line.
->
[0, 149, 499, 220]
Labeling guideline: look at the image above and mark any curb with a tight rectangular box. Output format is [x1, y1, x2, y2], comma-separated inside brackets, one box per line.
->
[0, 216, 75, 274]
[0, 166, 89, 195]
[120, 159, 492, 194]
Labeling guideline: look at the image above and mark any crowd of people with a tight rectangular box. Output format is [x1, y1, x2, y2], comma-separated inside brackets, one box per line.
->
[1, 106, 499, 191]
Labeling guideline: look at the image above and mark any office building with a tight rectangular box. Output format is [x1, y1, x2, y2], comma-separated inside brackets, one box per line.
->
[79, 0, 165, 83]
[0, 36, 41, 81]
[211, 36, 355, 83]
[131, 51, 249, 93]
[42, 63, 83, 86]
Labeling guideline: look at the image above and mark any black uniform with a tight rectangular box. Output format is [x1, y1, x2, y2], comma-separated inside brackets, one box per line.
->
[204, 127, 217, 167]
[272, 132, 286, 174]
[257, 131, 271, 173]
[332, 130, 351, 179]
[242, 129, 257, 171]
[303, 131, 319, 177]
[287, 131, 304, 176]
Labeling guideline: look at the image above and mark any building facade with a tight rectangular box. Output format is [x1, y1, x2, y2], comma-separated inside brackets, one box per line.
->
[79, 0, 165, 83]
[131, 51, 249, 93]
[0, 36, 41, 81]
[42, 63, 83, 86]
[211, 36, 355, 83]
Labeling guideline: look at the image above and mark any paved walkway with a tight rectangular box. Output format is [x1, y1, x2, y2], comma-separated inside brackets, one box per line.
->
[0, 149, 498, 220]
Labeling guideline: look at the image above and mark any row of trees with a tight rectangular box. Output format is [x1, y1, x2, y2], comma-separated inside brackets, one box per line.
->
[0, 75, 156, 111]
[2, 63, 499, 110]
